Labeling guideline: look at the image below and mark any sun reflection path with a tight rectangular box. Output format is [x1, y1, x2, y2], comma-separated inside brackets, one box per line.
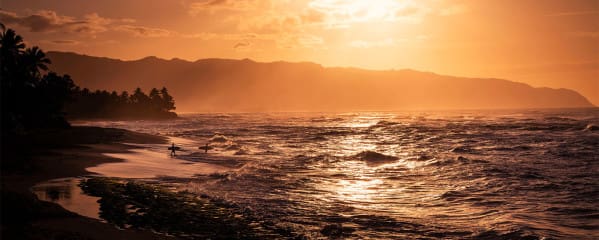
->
[335, 178, 384, 202]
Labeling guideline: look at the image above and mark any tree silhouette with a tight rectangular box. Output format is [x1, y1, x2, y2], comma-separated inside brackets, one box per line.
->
[64, 87, 177, 119]
[119, 91, 130, 105]
[1, 25, 75, 130]
[23, 46, 51, 79]
[0, 24, 25, 67]
[1, 26, 177, 130]
[149, 88, 161, 113]
[1, 24, 26, 108]
[160, 87, 176, 112]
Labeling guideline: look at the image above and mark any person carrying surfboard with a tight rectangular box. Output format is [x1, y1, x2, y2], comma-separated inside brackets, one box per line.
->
[170, 143, 177, 156]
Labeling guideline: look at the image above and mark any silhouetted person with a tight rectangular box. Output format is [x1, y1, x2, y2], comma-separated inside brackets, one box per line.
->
[170, 143, 176, 156]
[205, 143, 208, 153]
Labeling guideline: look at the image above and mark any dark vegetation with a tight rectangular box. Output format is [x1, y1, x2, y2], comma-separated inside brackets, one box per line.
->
[0, 24, 177, 239]
[1, 24, 75, 131]
[66, 87, 176, 119]
[80, 177, 304, 239]
[1, 24, 177, 136]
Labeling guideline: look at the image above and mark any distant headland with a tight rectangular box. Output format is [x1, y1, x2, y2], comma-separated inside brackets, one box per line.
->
[47, 51, 595, 112]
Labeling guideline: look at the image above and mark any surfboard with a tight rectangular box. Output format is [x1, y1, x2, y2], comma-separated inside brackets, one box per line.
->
[168, 146, 181, 150]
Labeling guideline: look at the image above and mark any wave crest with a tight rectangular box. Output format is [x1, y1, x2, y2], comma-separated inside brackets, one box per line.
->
[352, 151, 398, 165]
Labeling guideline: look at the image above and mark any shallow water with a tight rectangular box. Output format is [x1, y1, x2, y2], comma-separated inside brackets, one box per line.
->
[31, 178, 101, 220]
[74, 109, 598, 239]
[89, 147, 230, 179]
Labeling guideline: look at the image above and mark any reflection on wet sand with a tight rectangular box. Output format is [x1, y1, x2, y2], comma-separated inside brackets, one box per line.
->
[31, 178, 101, 220]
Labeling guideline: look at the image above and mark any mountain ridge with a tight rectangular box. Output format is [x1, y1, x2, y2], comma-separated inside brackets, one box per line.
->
[46, 51, 595, 112]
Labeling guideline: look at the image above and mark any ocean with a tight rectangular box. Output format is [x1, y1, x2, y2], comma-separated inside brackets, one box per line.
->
[76, 108, 598, 239]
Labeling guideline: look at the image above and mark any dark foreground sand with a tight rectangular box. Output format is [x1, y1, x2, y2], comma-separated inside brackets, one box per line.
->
[1, 126, 176, 240]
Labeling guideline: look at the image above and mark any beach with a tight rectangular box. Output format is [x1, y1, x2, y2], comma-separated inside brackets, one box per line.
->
[2, 110, 598, 239]
[1, 126, 176, 239]
[68, 111, 599, 239]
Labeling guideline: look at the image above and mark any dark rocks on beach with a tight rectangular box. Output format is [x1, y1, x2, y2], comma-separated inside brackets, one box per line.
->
[79, 177, 302, 239]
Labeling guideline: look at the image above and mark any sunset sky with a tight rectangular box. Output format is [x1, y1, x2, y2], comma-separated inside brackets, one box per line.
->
[1, 0, 598, 105]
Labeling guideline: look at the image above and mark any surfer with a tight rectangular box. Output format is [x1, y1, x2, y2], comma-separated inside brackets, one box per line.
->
[170, 143, 177, 156]
[204, 143, 208, 153]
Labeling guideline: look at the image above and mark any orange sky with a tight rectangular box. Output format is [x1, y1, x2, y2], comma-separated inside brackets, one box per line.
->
[1, 0, 598, 105]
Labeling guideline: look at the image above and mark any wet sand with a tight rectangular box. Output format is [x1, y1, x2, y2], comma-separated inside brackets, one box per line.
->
[90, 147, 229, 179]
[31, 178, 102, 220]
[86, 137, 231, 179]
[1, 126, 178, 240]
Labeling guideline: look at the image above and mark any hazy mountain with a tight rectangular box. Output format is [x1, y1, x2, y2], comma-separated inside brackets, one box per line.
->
[47, 51, 595, 112]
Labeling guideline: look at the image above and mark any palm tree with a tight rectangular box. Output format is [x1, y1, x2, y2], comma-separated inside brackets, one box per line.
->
[23, 46, 51, 79]
[1, 25, 26, 87]
[160, 87, 176, 111]
[0, 24, 26, 59]
[149, 88, 162, 113]
[1, 24, 27, 119]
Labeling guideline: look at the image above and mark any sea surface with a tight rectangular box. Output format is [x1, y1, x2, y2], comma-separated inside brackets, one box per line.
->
[73, 109, 598, 239]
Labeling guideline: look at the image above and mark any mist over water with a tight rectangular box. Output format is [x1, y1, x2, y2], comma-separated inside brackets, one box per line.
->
[80, 109, 599, 239]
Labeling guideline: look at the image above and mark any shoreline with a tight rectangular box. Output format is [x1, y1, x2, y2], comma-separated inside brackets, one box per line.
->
[1, 126, 177, 239]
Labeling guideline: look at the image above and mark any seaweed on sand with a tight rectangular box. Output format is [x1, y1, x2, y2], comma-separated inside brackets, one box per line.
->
[80, 178, 301, 239]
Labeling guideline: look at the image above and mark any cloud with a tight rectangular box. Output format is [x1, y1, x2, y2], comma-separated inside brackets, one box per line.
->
[233, 41, 251, 48]
[259, 33, 324, 49]
[188, 0, 271, 15]
[117, 25, 171, 37]
[49, 39, 80, 44]
[37, 39, 81, 45]
[238, 15, 304, 35]
[0, 10, 115, 34]
[186, 0, 446, 49]
[185, 0, 447, 49]
[300, 8, 326, 24]
[233, 40, 253, 51]
[0, 9, 174, 39]
[439, 4, 468, 16]
[308, 0, 431, 28]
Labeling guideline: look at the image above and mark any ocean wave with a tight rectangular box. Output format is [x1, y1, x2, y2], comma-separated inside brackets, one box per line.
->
[491, 145, 532, 152]
[583, 124, 598, 131]
[472, 229, 545, 240]
[310, 117, 344, 123]
[98, 110, 599, 239]
[450, 146, 476, 153]
[440, 190, 469, 201]
[369, 120, 401, 128]
[209, 134, 229, 142]
[350, 151, 398, 165]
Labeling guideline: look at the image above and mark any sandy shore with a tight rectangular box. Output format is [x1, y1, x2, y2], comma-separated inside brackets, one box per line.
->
[89, 146, 229, 179]
[1, 126, 178, 240]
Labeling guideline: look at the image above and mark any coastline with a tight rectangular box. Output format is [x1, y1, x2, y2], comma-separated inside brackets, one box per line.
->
[1, 126, 176, 239]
